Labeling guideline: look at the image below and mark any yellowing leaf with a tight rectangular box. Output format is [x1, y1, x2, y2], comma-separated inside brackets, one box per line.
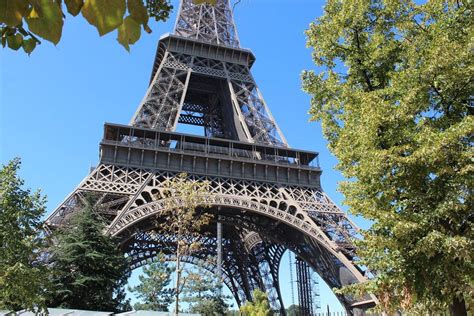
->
[7, 33, 23, 50]
[192, 0, 217, 4]
[117, 15, 140, 51]
[26, 0, 63, 44]
[65, 0, 84, 16]
[0, 0, 29, 27]
[81, 0, 126, 36]
[22, 38, 37, 54]
[128, 0, 148, 26]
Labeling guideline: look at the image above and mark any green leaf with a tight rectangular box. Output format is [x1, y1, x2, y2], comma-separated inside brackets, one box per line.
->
[26, 0, 63, 44]
[117, 15, 140, 51]
[128, 0, 148, 26]
[0, 0, 29, 27]
[22, 38, 36, 54]
[81, 0, 126, 36]
[7, 33, 23, 50]
[65, 0, 84, 16]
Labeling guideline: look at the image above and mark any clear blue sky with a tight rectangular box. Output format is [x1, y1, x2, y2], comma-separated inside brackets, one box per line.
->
[0, 0, 369, 312]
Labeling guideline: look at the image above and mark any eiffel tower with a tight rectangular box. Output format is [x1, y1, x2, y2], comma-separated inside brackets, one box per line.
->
[46, 0, 376, 314]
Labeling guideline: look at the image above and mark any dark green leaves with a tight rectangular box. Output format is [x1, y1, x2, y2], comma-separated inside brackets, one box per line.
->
[64, 0, 83, 16]
[6, 32, 23, 50]
[48, 198, 131, 311]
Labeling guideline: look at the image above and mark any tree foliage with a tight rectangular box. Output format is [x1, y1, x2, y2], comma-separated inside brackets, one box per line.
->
[0, 0, 220, 53]
[286, 304, 302, 316]
[0, 158, 50, 312]
[182, 266, 230, 315]
[129, 253, 174, 311]
[0, 0, 173, 53]
[156, 172, 211, 315]
[240, 289, 272, 316]
[48, 198, 131, 312]
[303, 0, 473, 313]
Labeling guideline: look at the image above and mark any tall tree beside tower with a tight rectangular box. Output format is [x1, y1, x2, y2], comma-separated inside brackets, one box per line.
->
[0, 158, 50, 312]
[303, 0, 472, 314]
[48, 198, 131, 311]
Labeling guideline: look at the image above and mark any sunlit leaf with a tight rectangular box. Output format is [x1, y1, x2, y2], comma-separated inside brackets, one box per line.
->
[0, 0, 29, 27]
[117, 15, 140, 51]
[81, 0, 126, 36]
[26, 0, 63, 44]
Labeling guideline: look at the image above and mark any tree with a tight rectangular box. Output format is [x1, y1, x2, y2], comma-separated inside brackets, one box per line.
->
[240, 289, 272, 316]
[286, 304, 302, 316]
[182, 266, 230, 315]
[0, 158, 50, 312]
[156, 173, 212, 315]
[48, 198, 131, 312]
[303, 0, 472, 314]
[129, 253, 174, 311]
[0, 0, 217, 54]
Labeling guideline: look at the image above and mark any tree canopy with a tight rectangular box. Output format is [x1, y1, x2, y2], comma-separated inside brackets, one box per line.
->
[156, 172, 211, 315]
[0, 0, 217, 53]
[129, 253, 174, 311]
[0, 158, 50, 312]
[303, 0, 472, 314]
[182, 266, 230, 315]
[240, 289, 272, 316]
[48, 198, 131, 312]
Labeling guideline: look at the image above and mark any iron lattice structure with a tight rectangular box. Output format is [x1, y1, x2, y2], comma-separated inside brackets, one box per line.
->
[46, 0, 376, 314]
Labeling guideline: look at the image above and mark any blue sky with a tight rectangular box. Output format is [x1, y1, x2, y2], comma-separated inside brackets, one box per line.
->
[0, 0, 369, 312]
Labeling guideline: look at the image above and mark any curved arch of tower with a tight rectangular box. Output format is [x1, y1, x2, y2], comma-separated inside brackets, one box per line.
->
[46, 0, 377, 314]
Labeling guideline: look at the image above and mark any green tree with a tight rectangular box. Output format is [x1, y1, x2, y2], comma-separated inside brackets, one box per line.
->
[182, 267, 230, 315]
[129, 253, 174, 311]
[0, 0, 218, 54]
[303, 0, 472, 314]
[0, 158, 50, 312]
[286, 304, 302, 316]
[240, 289, 272, 316]
[157, 173, 212, 315]
[48, 199, 131, 312]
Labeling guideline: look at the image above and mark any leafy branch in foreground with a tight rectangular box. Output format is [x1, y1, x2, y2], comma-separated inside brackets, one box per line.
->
[0, 0, 174, 53]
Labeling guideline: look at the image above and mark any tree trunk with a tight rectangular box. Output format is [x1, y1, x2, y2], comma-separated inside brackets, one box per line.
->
[449, 296, 467, 316]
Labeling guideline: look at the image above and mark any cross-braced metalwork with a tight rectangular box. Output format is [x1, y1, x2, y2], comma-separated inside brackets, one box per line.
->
[46, 0, 377, 314]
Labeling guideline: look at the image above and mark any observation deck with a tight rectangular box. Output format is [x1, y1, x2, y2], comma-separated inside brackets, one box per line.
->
[100, 123, 322, 187]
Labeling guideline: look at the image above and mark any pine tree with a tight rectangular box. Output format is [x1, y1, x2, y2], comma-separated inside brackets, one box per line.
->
[182, 267, 230, 315]
[0, 158, 50, 312]
[129, 253, 174, 311]
[48, 199, 131, 312]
